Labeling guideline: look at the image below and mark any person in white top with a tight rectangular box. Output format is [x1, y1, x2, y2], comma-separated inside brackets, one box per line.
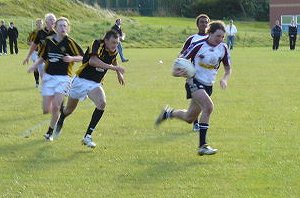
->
[180, 13, 210, 132]
[156, 21, 232, 156]
[225, 19, 237, 50]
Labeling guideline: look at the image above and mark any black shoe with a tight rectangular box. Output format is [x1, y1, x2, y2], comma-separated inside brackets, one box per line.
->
[122, 59, 129, 62]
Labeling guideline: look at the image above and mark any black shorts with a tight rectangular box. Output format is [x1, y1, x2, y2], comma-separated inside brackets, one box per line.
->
[185, 78, 213, 99]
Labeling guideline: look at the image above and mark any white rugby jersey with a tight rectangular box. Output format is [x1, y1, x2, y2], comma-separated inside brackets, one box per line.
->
[180, 33, 208, 54]
[182, 39, 231, 86]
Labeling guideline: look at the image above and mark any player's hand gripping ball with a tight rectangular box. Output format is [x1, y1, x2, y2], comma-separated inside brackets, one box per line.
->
[173, 58, 196, 78]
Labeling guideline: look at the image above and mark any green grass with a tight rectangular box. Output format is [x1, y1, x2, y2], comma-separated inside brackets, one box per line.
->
[0, 47, 300, 197]
[0, 0, 290, 48]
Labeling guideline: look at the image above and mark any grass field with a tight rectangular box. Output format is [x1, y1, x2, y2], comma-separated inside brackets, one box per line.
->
[0, 0, 285, 49]
[0, 47, 299, 197]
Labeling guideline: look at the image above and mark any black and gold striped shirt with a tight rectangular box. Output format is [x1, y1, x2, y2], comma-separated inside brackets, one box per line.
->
[34, 27, 56, 55]
[76, 39, 118, 83]
[27, 29, 39, 51]
[40, 35, 84, 76]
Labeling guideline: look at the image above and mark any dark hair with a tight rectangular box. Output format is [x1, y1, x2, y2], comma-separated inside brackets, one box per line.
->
[103, 30, 119, 40]
[196, 14, 210, 25]
[207, 21, 225, 34]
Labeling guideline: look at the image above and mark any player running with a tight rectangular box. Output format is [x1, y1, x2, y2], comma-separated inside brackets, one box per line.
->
[156, 21, 232, 156]
[54, 30, 125, 148]
[180, 14, 210, 132]
[26, 18, 43, 87]
[27, 17, 84, 141]
[23, 13, 56, 78]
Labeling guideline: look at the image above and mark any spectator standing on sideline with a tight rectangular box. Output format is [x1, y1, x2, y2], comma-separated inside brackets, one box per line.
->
[271, 20, 282, 50]
[7, 22, 19, 54]
[0, 20, 8, 55]
[288, 19, 297, 50]
[225, 19, 237, 50]
[111, 18, 129, 62]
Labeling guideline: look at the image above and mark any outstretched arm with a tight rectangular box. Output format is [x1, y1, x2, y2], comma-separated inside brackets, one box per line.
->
[220, 64, 231, 89]
[23, 43, 37, 65]
[63, 55, 83, 63]
[27, 57, 44, 73]
[89, 55, 125, 74]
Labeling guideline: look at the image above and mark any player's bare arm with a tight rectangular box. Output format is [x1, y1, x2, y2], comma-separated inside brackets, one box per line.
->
[63, 55, 83, 63]
[220, 64, 231, 89]
[89, 55, 125, 74]
[27, 57, 44, 73]
[23, 43, 37, 65]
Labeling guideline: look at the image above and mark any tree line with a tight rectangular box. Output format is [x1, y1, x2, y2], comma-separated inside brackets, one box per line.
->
[78, 0, 269, 21]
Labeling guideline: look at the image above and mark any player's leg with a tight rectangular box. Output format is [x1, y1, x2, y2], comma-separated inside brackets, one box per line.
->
[81, 86, 106, 148]
[172, 99, 201, 123]
[42, 95, 54, 140]
[191, 89, 217, 155]
[42, 95, 53, 114]
[54, 97, 79, 136]
[33, 70, 39, 87]
[44, 93, 64, 140]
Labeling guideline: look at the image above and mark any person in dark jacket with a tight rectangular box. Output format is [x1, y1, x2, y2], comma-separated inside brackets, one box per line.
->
[111, 18, 129, 62]
[7, 22, 19, 54]
[0, 20, 8, 55]
[288, 19, 297, 50]
[271, 20, 282, 50]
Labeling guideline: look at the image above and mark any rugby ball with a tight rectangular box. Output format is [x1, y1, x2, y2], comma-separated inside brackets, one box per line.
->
[173, 58, 196, 78]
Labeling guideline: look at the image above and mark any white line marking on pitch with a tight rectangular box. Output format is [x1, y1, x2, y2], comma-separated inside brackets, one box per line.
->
[19, 101, 95, 138]
[20, 119, 50, 138]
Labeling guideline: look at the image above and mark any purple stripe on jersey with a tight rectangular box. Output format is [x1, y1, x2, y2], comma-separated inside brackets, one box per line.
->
[222, 45, 230, 66]
[180, 36, 193, 54]
[183, 44, 203, 62]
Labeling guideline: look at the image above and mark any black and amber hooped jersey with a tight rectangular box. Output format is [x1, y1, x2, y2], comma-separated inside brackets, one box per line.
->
[27, 29, 39, 51]
[33, 27, 56, 55]
[39, 35, 84, 76]
[27, 30, 38, 43]
[76, 39, 118, 83]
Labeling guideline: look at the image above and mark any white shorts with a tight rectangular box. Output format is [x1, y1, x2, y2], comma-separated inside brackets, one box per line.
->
[41, 73, 71, 96]
[69, 76, 101, 100]
[31, 51, 38, 62]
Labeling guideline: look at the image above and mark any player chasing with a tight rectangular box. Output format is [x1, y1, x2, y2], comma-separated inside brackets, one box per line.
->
[53, 30, 125, 148]
[179, 14, 210, 132]
[26, 18, 43, 87]
[27, 17, 84, 141]
[155, 21, 232, 156]
[23, 13, 56, 79]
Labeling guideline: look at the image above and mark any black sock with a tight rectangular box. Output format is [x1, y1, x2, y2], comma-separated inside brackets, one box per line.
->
[57, 111, 66, 125]
[163, 109, 173, 119]
[199, 123, 209, 147]
[34, 70, 39, 84]
[85, 108, 104, 136]
[47, 127, 54, 135]
[193, 120, 198, 125]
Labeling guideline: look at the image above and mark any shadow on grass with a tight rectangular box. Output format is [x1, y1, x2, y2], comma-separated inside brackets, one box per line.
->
[0, 138, 93, 173]
[0, 86, 35, 93]
[116, 159, 206, 188]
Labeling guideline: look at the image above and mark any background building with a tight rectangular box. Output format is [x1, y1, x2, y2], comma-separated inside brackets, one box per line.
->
[270, 0, 300, 32]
